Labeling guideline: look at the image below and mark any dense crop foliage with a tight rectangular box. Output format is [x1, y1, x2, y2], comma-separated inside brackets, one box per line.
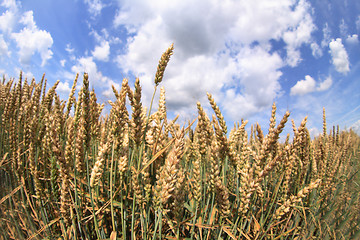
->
[1, 45, 359, 239]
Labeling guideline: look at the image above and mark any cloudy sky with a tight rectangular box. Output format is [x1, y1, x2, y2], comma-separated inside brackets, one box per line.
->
[1, 0, 360, 137]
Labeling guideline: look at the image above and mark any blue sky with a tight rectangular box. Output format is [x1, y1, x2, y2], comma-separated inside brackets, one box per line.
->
[0, 0, 360, 137]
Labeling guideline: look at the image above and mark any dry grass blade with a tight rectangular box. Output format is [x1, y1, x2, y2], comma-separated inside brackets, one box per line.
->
[141, 137, 175, 172]
[0, 152, 9, 168]
[26, 217, 60, 240]
[222, 226, 237, 240]
[185, 222, 217, 230]
[0, 184, 23, 205]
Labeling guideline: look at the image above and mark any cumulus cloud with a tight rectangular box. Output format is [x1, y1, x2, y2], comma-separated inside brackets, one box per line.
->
[113, 0, 315, 120]
[285, 47, 302, 67]
[11, 26, 53, 66]
[321, 23, 331, 47]
[310, 42, 323, 58]
[92, 40, 110, 61]
[0, 0, 19, 33]
[71, 56, 117, 99]
[308, 127, 321, 138]
[290, 75, 316, 96]
[57, 81, 71, 94]
[72, 56, 103, 85]
[222, 46, 283, 118]
[0, 34, 10, 57]
[0, 5, 54, 67]
[339, 19, 348, 36]
[65, 43, 74, 54]
[14, 68, 34, 80]
[102, 79, 120, 98]
[329, 38, 350, 74]
[282, 2, 315, 66]
[60, 59, 66, 67]
[317, 76, 332, 91]
[0, 9, 16, 33]
[351, 119, 360, 135]
[1, 0, 17, 9]
[84, 0, 105, 16]
[346, 34, 359, 45]
[291, 75, 333, 96]
[20, 10, 36, 30]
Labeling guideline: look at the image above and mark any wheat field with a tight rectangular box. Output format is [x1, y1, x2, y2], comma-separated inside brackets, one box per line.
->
[0, 45, 359, 239]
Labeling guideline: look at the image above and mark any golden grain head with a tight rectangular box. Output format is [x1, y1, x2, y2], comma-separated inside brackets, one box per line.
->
[155, 43, 174, 85]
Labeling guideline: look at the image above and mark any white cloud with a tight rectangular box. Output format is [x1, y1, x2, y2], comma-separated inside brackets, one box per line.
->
[0, 3, 53, 66]
[65, 43, 76, 61]
[291, 75, 333, 96]
[228, 0, 314, 47]
[0, 9, 16, 33]
[221, 47, 283, 118]
[286, 47, 302, 67]
[90, 28, 121, 45]
[60, 59, 66, 67]
[89, 29, 103, 43]
[0, 0, 19, 32]
[351, 119, 360, 135]
[71, 56, 115, 92]
[290, 75, 316, 96]
[92, 40, 110, 61]
[329, 38, 350, 74]
[11, 24, 53, 66]
[0, 34, 10, 57]
[309, 127, 321, 138]
[14, 68, 34, 80]
[310, 42, 323, 58]
[65, 43, 74, 54]
[317, 76, 332, 91]
[346, 34, 359, 45]
[57, 81, 71, 94]
[113, 0, 316, 120]
[71, 55, 120, 100]
[72, 56, 101, 85]
[339, 19, 348, 36]
[102, 80, 120, 98]
[1, 0, 17, 9]
[84, 0, 105, 16]
[321, 23, 331, 47]
[20, 10, 36, 30]
[282, 2, 315, 66]
[231, 46, 283, 108]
